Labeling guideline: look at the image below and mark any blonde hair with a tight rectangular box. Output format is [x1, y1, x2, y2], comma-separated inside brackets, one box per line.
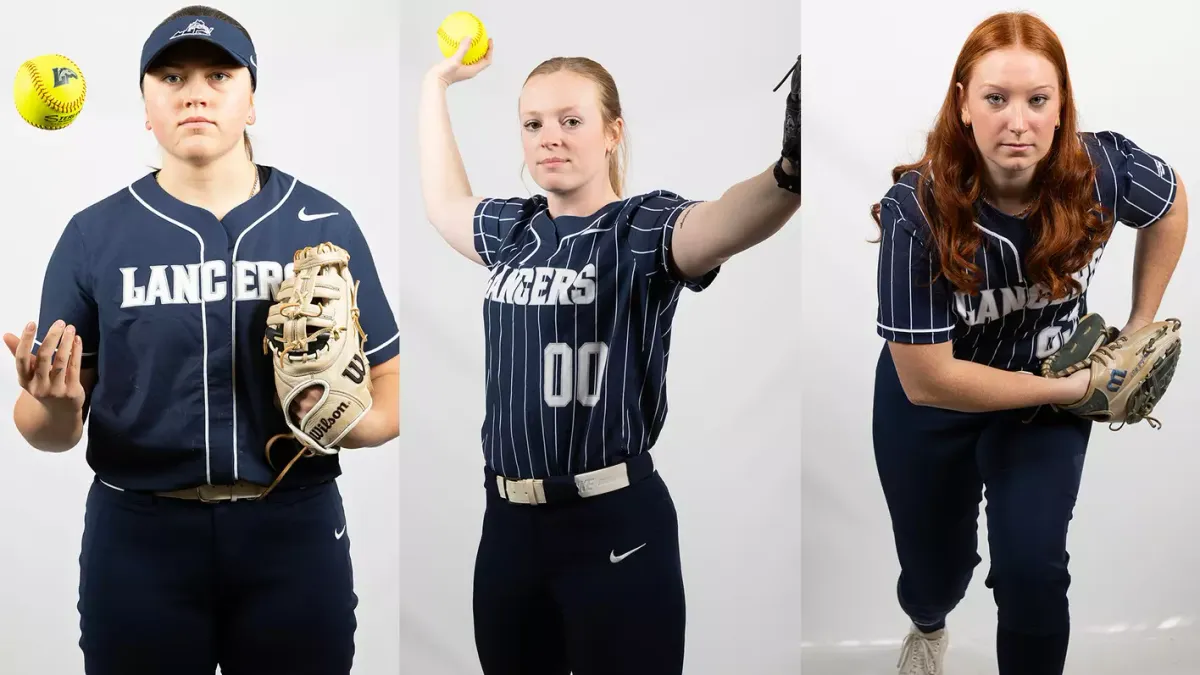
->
[523, 57, 628, 197]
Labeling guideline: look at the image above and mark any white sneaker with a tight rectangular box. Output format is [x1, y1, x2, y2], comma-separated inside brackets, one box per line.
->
[897, 623, 947, 674]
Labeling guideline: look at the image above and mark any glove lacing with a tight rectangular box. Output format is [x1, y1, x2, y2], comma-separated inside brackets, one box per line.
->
[773, 58, 798, 93]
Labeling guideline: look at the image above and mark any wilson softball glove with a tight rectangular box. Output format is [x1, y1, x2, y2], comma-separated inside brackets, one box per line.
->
[264, 242, 373, 463]
[1041, 313, 1181, 429]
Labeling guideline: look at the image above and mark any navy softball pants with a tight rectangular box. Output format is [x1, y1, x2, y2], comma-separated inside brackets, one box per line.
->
[77, 477, 357, 675]
[472, 463, 686, 675]
[873, 346, 1090, 675]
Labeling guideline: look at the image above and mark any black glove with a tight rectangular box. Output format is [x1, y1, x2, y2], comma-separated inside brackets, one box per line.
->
[773, 55, 800, 194]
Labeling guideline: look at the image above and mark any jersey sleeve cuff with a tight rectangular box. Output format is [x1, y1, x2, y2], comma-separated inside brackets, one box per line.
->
[1121, 162, 1178, 229]
[471, 199, 495, 267]
[663, 201, 719, 291]
[876, 323, 956, 344]
[363, 329, 400, 365]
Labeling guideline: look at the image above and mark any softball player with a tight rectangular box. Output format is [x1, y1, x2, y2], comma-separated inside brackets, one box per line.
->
[872, 12, 1186, 675]
[4, 6, 400, 674]
[417, 39, 799, 675]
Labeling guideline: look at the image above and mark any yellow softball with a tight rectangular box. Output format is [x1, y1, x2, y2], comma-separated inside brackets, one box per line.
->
[13, 54, 86, 130]
[437, 11, 489, 65]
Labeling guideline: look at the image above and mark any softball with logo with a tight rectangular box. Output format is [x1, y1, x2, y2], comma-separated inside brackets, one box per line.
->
[13, 54, 87, 130]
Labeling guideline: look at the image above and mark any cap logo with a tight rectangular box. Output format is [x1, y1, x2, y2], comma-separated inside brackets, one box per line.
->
[171, 19, 214, 40]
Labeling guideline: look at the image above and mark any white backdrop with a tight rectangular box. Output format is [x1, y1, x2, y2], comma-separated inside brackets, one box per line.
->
[0, 1, 400, 673]
[801, 2, 1200, 674]
[397, 2, 802, 674]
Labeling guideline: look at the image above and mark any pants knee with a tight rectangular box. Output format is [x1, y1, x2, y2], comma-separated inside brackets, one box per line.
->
[988, 562, 1072, 635]
[897, 555, 979, 625]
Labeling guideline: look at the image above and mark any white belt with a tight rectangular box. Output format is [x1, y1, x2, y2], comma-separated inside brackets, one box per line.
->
[496, 461, 634, 505]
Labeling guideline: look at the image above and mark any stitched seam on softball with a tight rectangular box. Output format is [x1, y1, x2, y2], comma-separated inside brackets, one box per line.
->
[437, 15, 486, 62]
[27, 57, 85, 115]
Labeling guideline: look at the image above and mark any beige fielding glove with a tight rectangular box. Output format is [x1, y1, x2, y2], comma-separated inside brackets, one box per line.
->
[261, 242, 372, 495]
[1041, 315, 1182, 429]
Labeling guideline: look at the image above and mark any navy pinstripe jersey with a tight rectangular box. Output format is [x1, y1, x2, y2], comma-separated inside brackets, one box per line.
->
[876, 131, 1177, 372]
[32, 166, 401, 492]
[472, 191, 718, 480]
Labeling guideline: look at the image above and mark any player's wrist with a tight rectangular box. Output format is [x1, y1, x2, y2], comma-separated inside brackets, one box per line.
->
[339, 415, 374, 449]
[1123, 313, 1153, 334]
[773, 157, 800, 194]
[423, 70, 452, 91]
[1049, 372, 1088, 406]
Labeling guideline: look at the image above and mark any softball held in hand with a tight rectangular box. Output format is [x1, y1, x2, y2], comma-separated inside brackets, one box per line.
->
[437, 11, 489, 64]
[13, 54, 86, 130]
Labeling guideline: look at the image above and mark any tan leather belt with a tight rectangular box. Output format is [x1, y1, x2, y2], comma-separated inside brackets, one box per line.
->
[155, 480, 267, 502]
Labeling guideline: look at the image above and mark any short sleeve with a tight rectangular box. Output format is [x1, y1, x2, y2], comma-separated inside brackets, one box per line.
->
[875, 177, 957, 345]
[627, 191, 716, 292]
[473, 197, 541, 270]
[34, 219, 99, 369]
[336, 215, 399, 366]
[1085, 130, 1178, 229]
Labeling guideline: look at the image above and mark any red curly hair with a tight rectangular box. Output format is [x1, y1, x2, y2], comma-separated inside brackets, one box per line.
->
[872, 11, 1111, 300]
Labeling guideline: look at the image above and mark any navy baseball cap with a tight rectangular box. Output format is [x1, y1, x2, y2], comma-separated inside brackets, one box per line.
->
[140, 15, 257, 90]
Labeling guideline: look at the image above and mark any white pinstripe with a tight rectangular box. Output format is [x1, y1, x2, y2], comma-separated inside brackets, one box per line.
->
[473, 192, 706, 478]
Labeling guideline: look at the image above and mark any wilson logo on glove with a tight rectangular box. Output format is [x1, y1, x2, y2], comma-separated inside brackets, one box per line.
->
[1106, 369, 1126, 392]
[342, 352, 367, 384]
[309, 400, 352, 442]
[259, 242, 374, 497]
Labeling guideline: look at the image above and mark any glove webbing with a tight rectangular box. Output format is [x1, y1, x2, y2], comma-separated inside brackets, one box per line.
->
[269, 278, 363, 366]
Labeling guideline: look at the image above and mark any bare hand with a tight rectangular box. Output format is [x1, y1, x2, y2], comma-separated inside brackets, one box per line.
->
[1060, 369, 1091, 406]
[289, 386, 324, 423]
[428, 36, 494, 86]
[3, 320, 85, 415]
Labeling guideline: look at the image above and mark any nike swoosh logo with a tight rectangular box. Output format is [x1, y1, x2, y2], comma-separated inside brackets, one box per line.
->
[334, 525, 347, 540]
[299, 207, 338, 221]
[609, 543, 646, 563]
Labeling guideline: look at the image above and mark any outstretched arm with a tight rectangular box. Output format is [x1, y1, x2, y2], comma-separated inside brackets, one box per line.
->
[666, 55, 801, 280]
[668, 162, 800, 279]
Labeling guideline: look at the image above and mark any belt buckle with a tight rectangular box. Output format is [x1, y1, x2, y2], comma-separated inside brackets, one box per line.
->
[574, 464, 631, 498]
[503, 478, 546, 505]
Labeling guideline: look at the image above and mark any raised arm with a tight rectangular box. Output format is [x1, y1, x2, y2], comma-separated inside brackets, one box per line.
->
[417, 38, 494, 265]
[667, 161, 800, 279]
[666, 55, 801, 280]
